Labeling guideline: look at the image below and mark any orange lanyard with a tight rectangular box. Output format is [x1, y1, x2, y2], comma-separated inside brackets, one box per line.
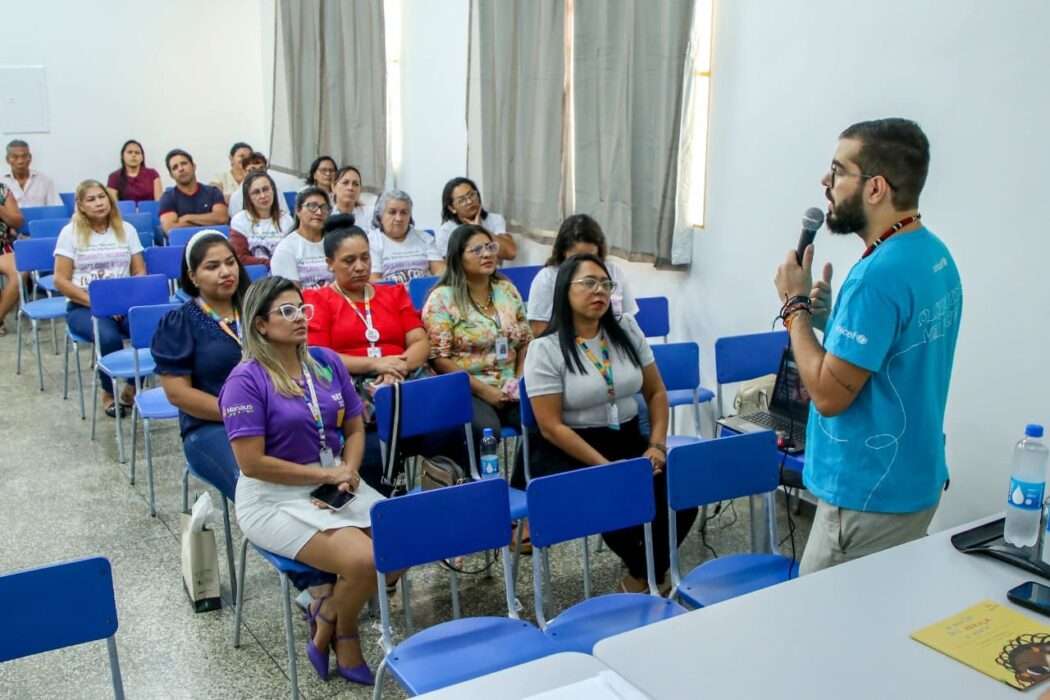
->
[197, 299, 242, 346]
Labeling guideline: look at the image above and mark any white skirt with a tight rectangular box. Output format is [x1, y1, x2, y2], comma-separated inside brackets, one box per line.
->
[235, 465, 385, 559]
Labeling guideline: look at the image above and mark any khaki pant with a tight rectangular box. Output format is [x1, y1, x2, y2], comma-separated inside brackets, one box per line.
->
[799, 499, 939, 575]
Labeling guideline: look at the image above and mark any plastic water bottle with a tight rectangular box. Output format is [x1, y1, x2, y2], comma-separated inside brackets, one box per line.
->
[1004, 424, 1049, 548]
[480, 428, 500, 479]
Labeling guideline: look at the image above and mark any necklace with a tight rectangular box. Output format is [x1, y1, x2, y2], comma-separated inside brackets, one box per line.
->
[862, 214, 921, 258]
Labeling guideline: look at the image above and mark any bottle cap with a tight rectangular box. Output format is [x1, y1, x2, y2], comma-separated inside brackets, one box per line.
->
[483, 428, 494, 438]
[1026, 424, 1044, 438]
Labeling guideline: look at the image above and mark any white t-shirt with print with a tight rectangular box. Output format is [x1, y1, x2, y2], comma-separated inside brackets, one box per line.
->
[269, 231, 331, 288]
[368, 228, 442, 284]
[526, 261, 637, 323]
[230, 210, 294, 261]
[53, 222, 144, 290]
[435, 212, 508, 258]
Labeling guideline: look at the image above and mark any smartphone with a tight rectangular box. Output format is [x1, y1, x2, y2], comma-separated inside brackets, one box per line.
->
[310, 484, 356, 511]
[1007, 581, 1050, 617]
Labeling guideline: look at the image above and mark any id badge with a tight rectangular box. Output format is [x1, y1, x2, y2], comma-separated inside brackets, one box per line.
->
[494, 335, 510, 361]
[606, 403, 620, 431]
[366, 346, 382, 359]
[319, 447, 336, 468]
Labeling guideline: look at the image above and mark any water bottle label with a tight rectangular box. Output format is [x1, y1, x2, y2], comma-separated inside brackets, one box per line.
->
[1008, 478, 1045, 511]
[481, 456, 500, 479]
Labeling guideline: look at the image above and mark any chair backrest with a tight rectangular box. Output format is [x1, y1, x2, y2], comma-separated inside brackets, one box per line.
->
[0, 556, 118, 662]
[59, 191, 76, 215]
[635, 296, 670, 340]
[245, 264, 269, 282]
[123, 213, 154, 238]
[27, 217, 68, 239]
[138, 230, 154, 249]
[500, 264, 542, 302]
[128, 303, 181, 350]
[168, 225, 230, 247]
[651, 342, 700, 393]
[144, 246, 185, 281]
[370, 478, 511, 573]
[666, 431, 780, 510]
[408, 275, 438, 311]
[518, 377, 537, 431]
[87, 274, 170, 318]
[373, 372, 474, 441]
[21, 205, 68, 230]
[12, 237, 58, 273]
[283, 191, 297, 212]
[117, 201, 136, 216]
[714, 330, 789, 385]
[136, 200, 160, 222]
[527, 458, 655, 548]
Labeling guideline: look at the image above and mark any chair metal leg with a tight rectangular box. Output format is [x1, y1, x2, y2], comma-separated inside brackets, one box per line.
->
[50, 317, 58, 355]
[33, 321, 45, 391]
[144, 418, 156, 517]
[581, 537, 592, 599]
[279, 574, 300, 700]
[400, 572, 413, 634]
[222, 498, 238, 602]
[233, 538, 249, 647]
[106, 635, 126, 700]
[449, 568, 461, 619]
[129, 406, 138, 485]
[115, 383, 126, 463]
[14, 310, 23, 375]
[511, 520, 524, 585]
[182, 467, 191, 514]
[63, 334, 70, 400]
[372, 657, 388, 700]
[542, 549, 552, 617]
[90, 369, 99, 440]
[74, 343, 86, 419]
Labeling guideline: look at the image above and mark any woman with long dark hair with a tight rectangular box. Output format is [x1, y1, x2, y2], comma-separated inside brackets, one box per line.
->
[303, 155, 338, 201]
[106, 139, 162, 202]
[229, 170, 293, 266]
[523, 253, 696, 593]
[269, 187, 333, 288]
[331, 165, 374, 224]
[436, 176, 516, 261]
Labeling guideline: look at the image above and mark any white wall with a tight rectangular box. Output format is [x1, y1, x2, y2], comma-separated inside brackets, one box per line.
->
[1, 0, 267, 193]
[396, 0, 1050, 531]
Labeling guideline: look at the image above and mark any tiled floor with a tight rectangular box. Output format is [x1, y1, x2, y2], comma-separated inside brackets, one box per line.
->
[0, 319, 811, 699]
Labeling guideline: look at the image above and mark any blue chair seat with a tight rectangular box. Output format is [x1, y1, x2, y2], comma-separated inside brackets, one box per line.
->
[134, 387, 179, 420]
[675, 553, 799, 608]
[666, 387, 714, 407]
[386, 616, 556, 695]
[36, 275, 59, 294]
[508, 486, 528, 521]
[97, 348, 155, 380]
[21, 296, 67, 321]
[251, 544, 336, 591]
[543, 593, 685, 653]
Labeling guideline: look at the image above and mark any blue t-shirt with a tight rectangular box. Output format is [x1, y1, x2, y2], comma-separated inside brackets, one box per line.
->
[157, 182, 225, 218]
[803, 227, 963, 513]
[151, 301, 243, 437]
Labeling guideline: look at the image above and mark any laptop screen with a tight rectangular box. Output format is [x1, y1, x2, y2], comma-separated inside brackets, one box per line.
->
[769, 348, 811, 423]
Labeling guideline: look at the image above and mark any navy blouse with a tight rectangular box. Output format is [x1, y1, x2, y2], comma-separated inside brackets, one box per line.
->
[151, 300, 243, 437]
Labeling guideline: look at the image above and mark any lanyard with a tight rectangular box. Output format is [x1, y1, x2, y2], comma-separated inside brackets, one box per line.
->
[577, 334, 615, 402]
[301, 362, 329, 459]
[862, 214, 921, 258]
[197, 299, 242, 346]
[333, 282, 380, 345]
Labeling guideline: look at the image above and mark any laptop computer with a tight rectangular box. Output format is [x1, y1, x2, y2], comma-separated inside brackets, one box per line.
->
[717, 347, 810, 452]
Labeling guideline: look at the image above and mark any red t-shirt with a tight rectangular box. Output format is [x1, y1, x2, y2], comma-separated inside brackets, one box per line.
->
[305, 283, 423, 358]
[106, 167, 161, 201]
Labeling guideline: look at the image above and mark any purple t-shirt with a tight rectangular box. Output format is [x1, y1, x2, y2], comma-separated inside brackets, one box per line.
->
[219, 347, 363, 465]
[106, 167, 161, 202]
[158, 182, 225, 218]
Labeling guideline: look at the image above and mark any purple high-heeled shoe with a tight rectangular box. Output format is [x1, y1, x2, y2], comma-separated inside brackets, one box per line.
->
[306, 597, 333, 681]
[335, 634, 375, 686]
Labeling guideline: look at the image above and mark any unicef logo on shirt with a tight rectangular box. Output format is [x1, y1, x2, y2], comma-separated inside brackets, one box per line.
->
[834, 325, 868, 345]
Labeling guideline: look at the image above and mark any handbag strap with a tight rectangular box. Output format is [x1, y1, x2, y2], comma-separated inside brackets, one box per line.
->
[383, 380, 401, 486]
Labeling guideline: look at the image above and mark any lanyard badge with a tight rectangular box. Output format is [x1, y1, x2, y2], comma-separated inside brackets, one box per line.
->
[197, 299, 242, 346]
[335, 283, 382, 357]
[302, 362, 335, 467]
[577, 334, 619, 431]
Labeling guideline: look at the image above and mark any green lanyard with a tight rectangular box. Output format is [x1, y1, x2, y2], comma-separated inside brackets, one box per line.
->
[576, 334, 615, 402]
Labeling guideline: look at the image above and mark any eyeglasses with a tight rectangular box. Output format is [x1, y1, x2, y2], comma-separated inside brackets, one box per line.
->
[466, 241, 500, 257]
[571, 277, 617, 294]
[268, 303, 315, 322]
[829, 162, 897, 191]
[316, 168, 336, 176]
[301, 202, 331, 214]
[452, 191, 479, 207]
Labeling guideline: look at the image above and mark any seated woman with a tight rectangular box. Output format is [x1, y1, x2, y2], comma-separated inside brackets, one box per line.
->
[269, 187, 333, 288]
[219, 276, 383, 686]
[229, 171, 294, 267]
[0, 181, 24, 336]
[152, 230, 250, 508]
[331, 166, 374, 224]
[423, 224, 531, 470]
[106, 139, 162, 202]
[303, 216, 431, 487]
[368, 190, 444, 284]
[436, 176, 516, 261]
[53, 180, 146, 416]
[523, 253, 697, 593]
[527, 214, 637, 336]
[302, 155, 338, 203]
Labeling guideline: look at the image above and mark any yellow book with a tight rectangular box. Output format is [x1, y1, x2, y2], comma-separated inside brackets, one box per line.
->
[912, 600, 1050, 690]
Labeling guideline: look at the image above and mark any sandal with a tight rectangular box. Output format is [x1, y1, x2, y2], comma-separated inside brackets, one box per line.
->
[334, 633, 375, 686]
[305, 596, 333, 680]
[103, 401, 129, 419]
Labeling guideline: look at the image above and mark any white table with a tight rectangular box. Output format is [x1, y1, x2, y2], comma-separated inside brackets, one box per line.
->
[594, 516, 1042, 699]
[415, 652, 622, 699]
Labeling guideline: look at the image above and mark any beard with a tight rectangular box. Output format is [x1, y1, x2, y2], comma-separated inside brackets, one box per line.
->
[826, 187, 867, 234]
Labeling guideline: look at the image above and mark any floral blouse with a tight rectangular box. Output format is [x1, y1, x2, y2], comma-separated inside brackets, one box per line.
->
[0, 183, 13, 252]
[422, 278, 532, 389]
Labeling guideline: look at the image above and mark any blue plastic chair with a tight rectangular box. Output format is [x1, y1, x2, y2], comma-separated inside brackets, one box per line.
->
[527, 458, 686, 653]
[667, 432, 798, 607]
[370, 479, 559, 697]
[87, 275, 170, 464]
[59, 191, 75, 215]
[635, 296, 670, 342]
[0, 556, 125, 698]
[117, 200, 136, 216]
[19, 205, 68, 232]
[245, 264, 269, 282]
[27, 217, 68, 239]
[168, 225, 230, 247]
[127, 304, 181, 516]
[144, 245, 185, 301]
[123, 213, 154, 241]
[63, 325, 93, 420]
[136, 200, 159, 220]
[652, 342, 715, 442]
[500, 264, 542, 302]
[13, 238, 67, 391]
[407, 275, 438, 311]
[713, 330, 789, 418]
[283, 191, 297, 212]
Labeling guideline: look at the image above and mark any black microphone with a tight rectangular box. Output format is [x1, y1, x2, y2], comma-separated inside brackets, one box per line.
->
[796, 207, 824, 265]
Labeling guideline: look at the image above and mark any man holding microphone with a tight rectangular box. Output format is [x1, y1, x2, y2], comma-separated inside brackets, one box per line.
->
[774, 118, 962, 574]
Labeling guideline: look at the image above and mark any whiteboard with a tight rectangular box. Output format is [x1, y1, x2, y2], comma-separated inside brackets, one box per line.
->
[0, 66, 50, 134]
